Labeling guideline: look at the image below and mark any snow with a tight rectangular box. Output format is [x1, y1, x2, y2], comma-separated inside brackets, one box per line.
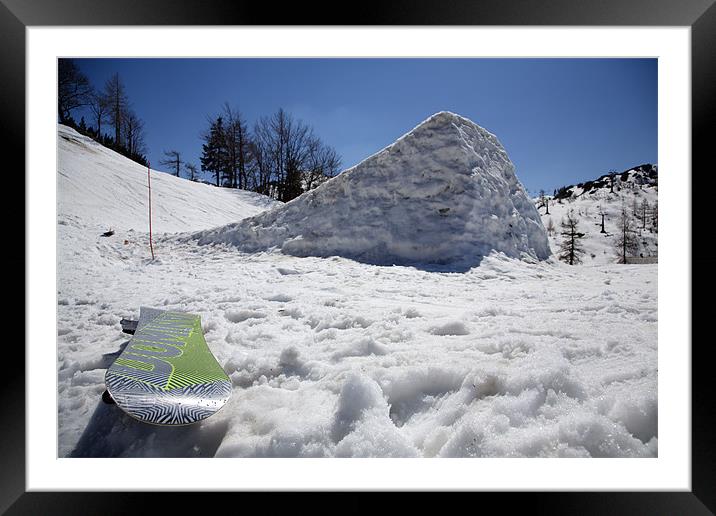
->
[58, 125, 277, 234]
[191, 112, 550, 267]
[57, 122, 657, 458]
[538, 166, 658, 265]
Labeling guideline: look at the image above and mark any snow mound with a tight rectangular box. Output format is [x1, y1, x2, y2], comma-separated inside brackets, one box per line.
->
[192, 112, 550, 266]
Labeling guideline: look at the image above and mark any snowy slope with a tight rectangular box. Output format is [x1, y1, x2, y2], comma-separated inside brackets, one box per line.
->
[56, 123, 657, 460]
[192, 112, 549, 266]
[537, 165, 658, 265]
[58, 124, 277, 234]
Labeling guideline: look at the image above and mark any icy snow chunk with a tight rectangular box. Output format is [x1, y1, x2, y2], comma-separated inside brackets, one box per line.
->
[266, 293, 293, 302]
[429, 320, 470, 336]
[94, 313, 117, 326]
[278, 346, 310, 377]
[334, 411, 420, 458]
[331, 373, 418, 457]
[193, 112, 550, 267]
[403, 307, 422, 319]
[331, 373, 388, 442]
[225, 309, 267, 323]
[331, 337, 388, 361]
[602, 390, 658, 443]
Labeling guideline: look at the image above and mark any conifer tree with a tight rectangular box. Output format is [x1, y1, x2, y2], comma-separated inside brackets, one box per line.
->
[200, 116, 229, 187]
[558, 211, 585, 265]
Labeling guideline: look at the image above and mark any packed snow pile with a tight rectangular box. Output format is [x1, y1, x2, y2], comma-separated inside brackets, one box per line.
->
[192, 112, 550, 266]
[58, 124, 277, 234]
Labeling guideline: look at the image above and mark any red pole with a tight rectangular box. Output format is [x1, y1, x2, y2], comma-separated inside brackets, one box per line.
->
[148, 161, 155, 260]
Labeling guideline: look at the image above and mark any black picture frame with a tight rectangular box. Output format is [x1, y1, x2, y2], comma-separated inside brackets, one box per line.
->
[7, 0, 714, 513]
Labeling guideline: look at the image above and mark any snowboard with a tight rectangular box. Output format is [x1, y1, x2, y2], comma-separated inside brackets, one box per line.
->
[105, 307, 232, 425]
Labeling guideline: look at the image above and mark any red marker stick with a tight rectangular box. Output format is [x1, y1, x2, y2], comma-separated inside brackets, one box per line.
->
[148, 161, 155, 260]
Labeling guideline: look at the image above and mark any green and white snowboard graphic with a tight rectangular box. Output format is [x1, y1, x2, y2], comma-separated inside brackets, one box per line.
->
[105, 307, 231, 425]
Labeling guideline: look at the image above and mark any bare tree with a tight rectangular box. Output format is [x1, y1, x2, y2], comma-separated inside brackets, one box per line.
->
[252, 108, 340, 201]
[103, 73, 129, 146]
[613, 204, 639, 264]
[58, 59, 93, 123]
[88, 91, 110, 138]
[608, 169, 617, 194]
[220, 103, 253, 189]
[160, 150, 183, 178]
[597, 204, 607, 234]
[303, 139, 341, 191]
[537, 189, 550, 214]
[122, 109, 146, 157]
[546, 217, 556, 237]
[185, 162, 199, 182]
[247, 134, 271, 196]
[639, 199, 650, 230]
[275, 109, 312, 201]
[558, 211, 585, 265]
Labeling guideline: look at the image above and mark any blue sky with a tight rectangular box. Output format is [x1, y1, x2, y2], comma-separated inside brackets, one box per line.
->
[72, 58, 657, 194]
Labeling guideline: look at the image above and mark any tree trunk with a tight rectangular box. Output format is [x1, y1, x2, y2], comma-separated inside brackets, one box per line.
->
[115, 93, 121, 146]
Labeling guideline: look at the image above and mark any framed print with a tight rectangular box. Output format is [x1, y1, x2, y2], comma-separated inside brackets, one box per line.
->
[7, 0, 715, 512]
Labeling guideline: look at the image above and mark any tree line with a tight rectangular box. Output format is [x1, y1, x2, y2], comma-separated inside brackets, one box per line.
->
[58, 59, 148, 166]
[552, 198, 657, 266]
[166, 104, 341, 202]
[58, 60, 342, 203]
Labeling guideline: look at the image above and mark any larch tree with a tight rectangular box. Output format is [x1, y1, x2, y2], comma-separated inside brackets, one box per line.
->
[639, 199, 650, 230]
[650, 199, 658, 232]
[88, 91, 109, 139]
[608, 170, 617, 194]
[221, 103, 251, 189]
[546, 217, 556, 237]
[558, 211, 586, 265]
[597, 204, 607, 234]
[160, 150, 183, 178]
[103, 73, 129, 147]
[537, 190, 550, 214]
[185, 163, 199, 182]
[122, 109, 147, 158]
[613, 205, 639, 264]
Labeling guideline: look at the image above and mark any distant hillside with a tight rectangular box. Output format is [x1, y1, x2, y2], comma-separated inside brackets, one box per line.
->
[537, 164, 658, 265]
